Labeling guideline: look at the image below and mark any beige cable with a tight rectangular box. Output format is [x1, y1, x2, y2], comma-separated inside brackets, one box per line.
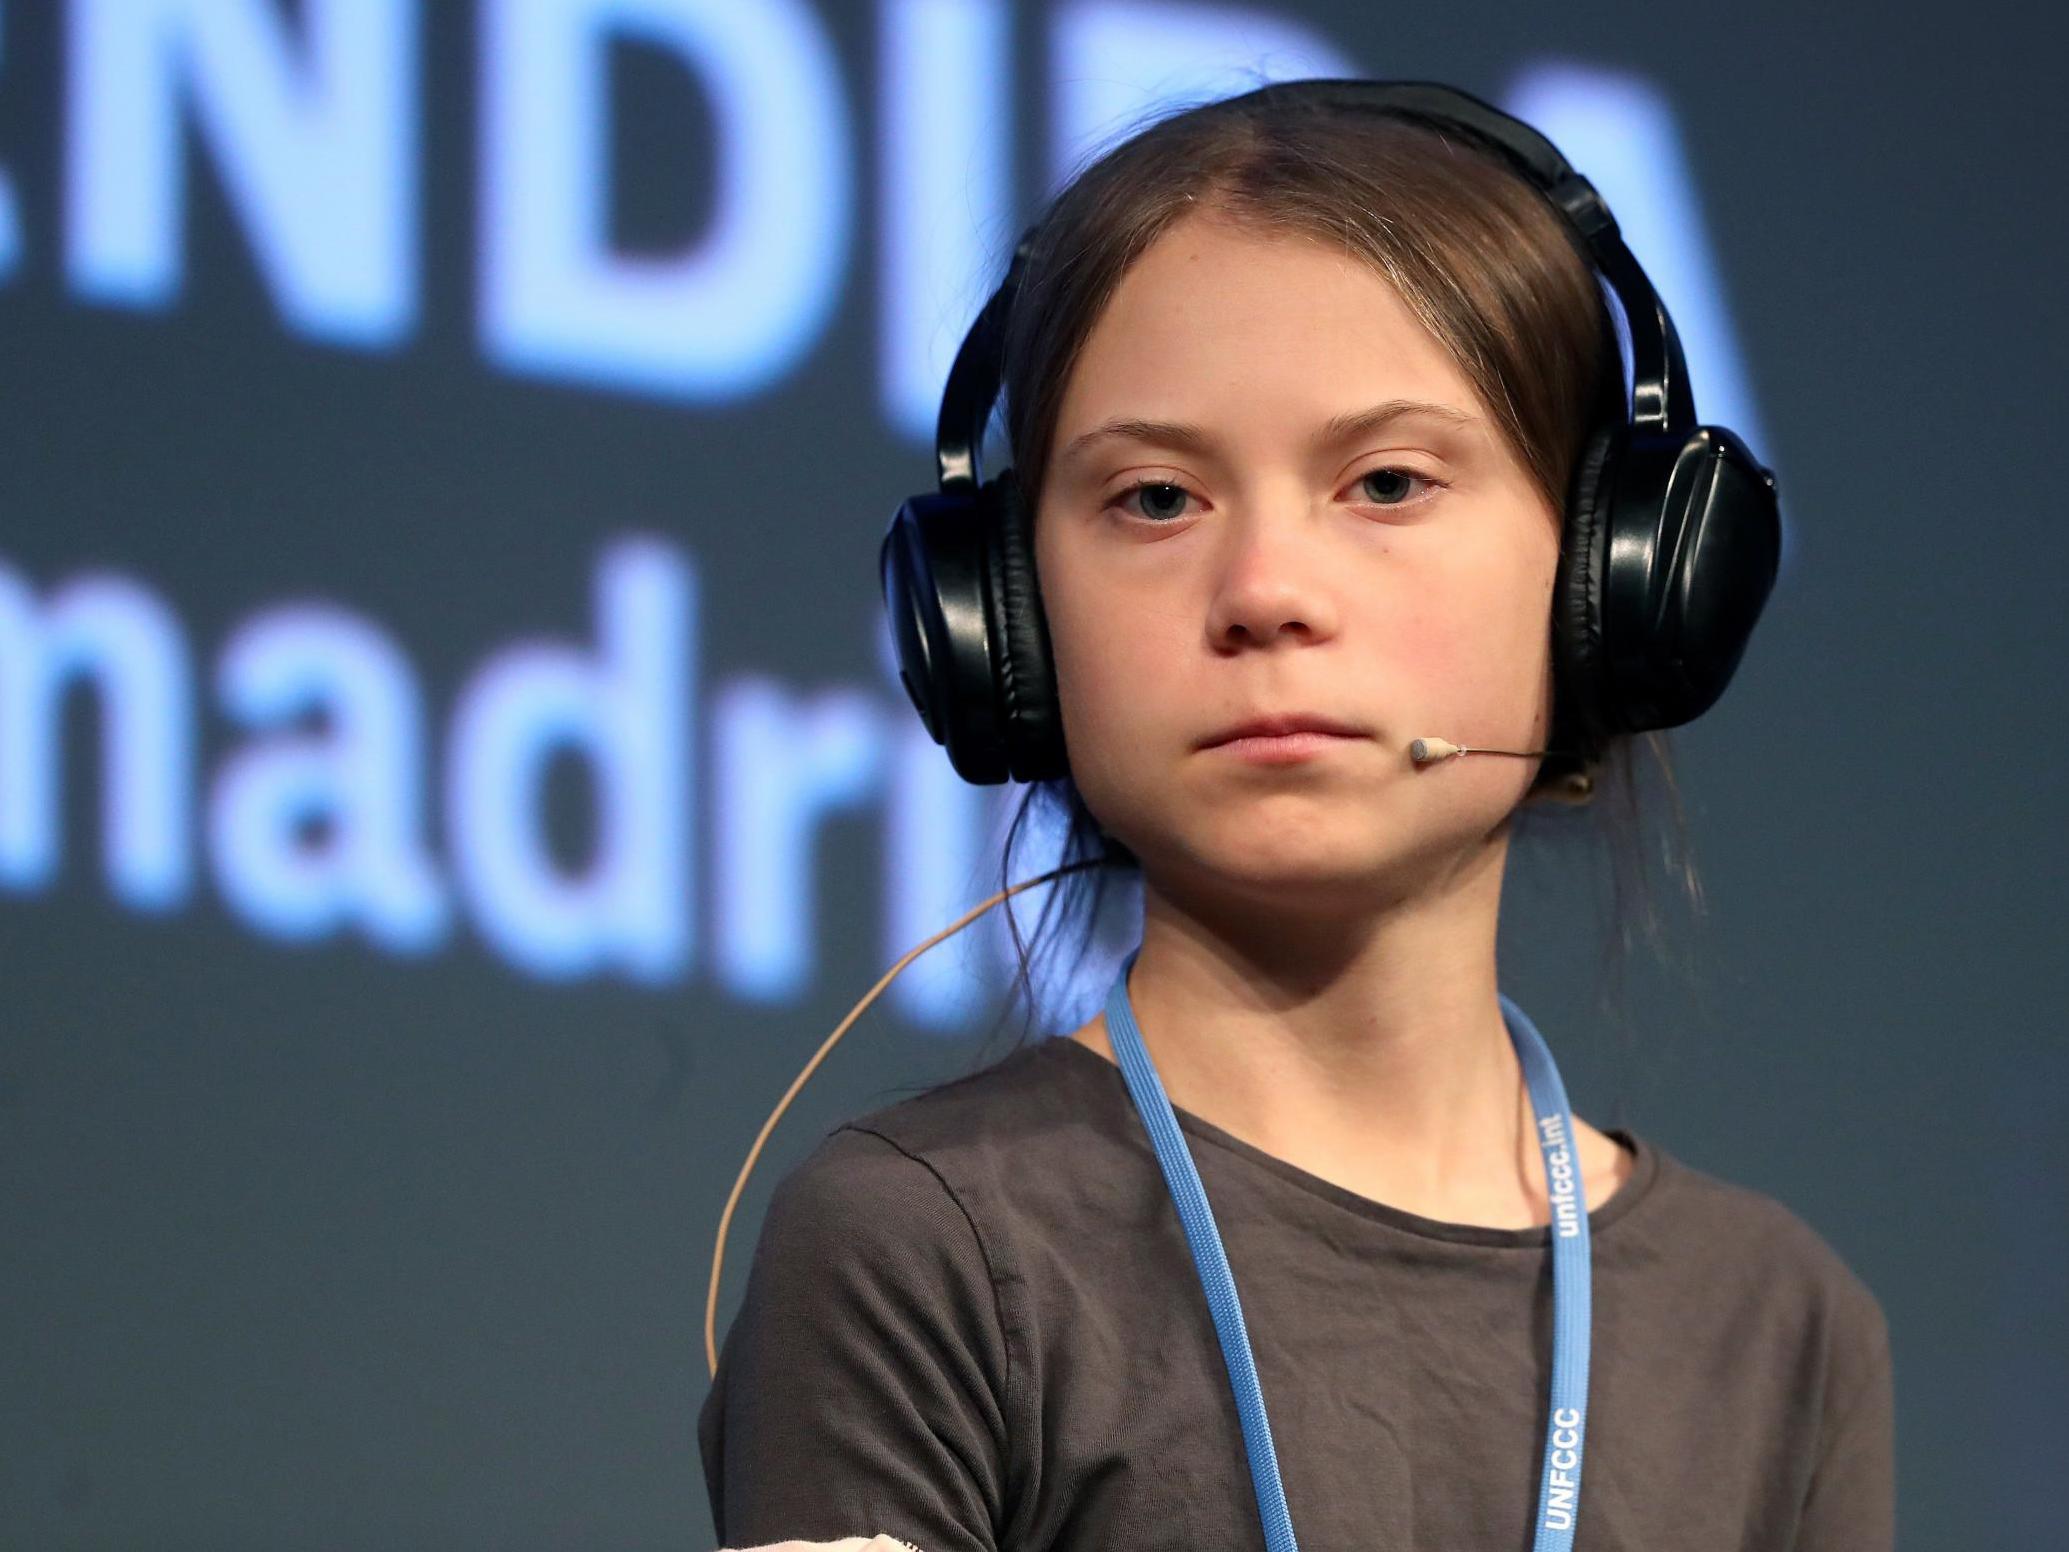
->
[704, 856, 1110, 1379]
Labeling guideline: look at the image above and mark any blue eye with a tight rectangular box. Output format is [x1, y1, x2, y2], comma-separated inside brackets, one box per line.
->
[1105, 467, 1441, 526]
[1109, 480, 1194, 523]
[1358, 467, 1439, 505]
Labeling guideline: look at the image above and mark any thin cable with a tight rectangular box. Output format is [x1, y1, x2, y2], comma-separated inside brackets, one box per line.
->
[704, 856, 1112, 1378]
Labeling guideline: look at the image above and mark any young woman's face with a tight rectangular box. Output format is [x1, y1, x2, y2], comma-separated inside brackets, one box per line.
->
[1033, 208, 1562, 912]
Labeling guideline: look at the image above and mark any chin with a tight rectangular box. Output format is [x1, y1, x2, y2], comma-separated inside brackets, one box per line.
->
[1127, 790, 1505, 906]
[1160, 820, 1404, 902]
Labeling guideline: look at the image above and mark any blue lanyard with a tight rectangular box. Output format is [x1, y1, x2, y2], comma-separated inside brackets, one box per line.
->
[1100, 947, 1593, 1551]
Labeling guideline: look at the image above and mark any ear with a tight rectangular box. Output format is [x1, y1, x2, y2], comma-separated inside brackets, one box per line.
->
[1524, 756, 1598, 808]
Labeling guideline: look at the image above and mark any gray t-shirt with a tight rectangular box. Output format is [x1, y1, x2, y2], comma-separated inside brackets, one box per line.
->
[699, 1032, 1894, 1551]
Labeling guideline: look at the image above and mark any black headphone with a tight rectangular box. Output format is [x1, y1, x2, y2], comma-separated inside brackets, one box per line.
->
[879, 78, 1782, 787]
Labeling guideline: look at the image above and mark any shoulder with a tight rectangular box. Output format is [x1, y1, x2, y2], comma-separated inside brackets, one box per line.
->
[716, 1118, 1017, 1416]
[747, 1040, 1074, 1277]
[1636, 1154, 1898, 1537]
[814, 1037, 1101, 1209]
[1656, 1148, 1883, 1300]
[1645, 1141, 1891, 1392]
[844, 1036, 1090, 1154]
[749, 1123, 989, 1295]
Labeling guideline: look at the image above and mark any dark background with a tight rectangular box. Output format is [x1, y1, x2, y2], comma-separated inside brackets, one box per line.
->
[1, 2, 2061, 1547]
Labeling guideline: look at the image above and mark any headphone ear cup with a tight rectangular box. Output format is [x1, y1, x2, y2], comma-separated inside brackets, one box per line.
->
[1555, 421, 1783, 745]
[880, 487, 1012, 783]
[983, 469, 1069, 782]
[879, 498, 946, 739]
[1593, 424, 1784, 736]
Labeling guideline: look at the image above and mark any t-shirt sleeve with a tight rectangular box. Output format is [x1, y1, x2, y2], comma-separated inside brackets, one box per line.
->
[1792, 1274, 1896, 1552]
[698, 1124, 1012, 1552]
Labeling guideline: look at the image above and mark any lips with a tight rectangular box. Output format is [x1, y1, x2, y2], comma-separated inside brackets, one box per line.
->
[1198, 712, 1368, 749]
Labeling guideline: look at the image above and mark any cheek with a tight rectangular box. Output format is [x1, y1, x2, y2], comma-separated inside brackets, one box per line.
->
[1381, 605, 1474, 686]
[1053, 612, 1154, 751]
[1381, 562, 1554, 718]
[1039, 557, 1131, 739]
[1385, 594, 1503, 683]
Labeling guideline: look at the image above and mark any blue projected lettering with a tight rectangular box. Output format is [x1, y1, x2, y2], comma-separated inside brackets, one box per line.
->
[478, 0, 853, 400]
[448, 539, 694, 984]
[0, 565, 196, 912]
[210, 604, 448, 954]
[65, 0, 417, 346]
[712, 677, 887, 1004]
[879, 0, 1015, 445]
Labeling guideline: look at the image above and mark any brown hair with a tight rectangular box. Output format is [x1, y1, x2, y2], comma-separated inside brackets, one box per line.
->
[960, 84, 1708, 1069]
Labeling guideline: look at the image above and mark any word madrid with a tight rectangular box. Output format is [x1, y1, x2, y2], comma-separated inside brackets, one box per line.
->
[0, 537, 1031, 1026]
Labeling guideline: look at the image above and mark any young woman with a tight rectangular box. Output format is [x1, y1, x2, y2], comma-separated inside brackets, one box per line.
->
[699, 79, 1893, 1552]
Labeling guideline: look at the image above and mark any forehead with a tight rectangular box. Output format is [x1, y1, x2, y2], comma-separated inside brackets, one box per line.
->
[1048, 209, 1488, 462]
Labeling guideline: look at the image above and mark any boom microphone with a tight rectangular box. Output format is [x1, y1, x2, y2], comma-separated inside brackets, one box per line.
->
[1408, 737, 1554, 764]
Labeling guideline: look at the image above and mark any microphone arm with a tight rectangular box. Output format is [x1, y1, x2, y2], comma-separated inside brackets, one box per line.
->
[1408, 736, 1554, 764]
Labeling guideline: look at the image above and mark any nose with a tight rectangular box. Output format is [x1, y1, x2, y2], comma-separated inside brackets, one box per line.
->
[1204, 504, 1341, 650]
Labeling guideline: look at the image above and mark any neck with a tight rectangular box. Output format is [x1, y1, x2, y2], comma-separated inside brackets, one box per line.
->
[1105, 827, 1549, 1223]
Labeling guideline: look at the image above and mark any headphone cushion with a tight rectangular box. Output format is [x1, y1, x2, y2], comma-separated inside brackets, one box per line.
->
[985, 471, 1068, 781]
[1555, 424, 1621, 747]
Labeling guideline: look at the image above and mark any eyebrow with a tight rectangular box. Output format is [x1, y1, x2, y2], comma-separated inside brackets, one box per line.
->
[1057, 398, 1480, 468]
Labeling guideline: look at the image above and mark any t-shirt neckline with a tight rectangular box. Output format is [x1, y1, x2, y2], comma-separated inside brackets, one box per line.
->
[1038, 1030, 1663, 1249]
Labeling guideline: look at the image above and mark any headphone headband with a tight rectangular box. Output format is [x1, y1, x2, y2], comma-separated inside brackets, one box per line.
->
[935, 78, 1695, 497]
